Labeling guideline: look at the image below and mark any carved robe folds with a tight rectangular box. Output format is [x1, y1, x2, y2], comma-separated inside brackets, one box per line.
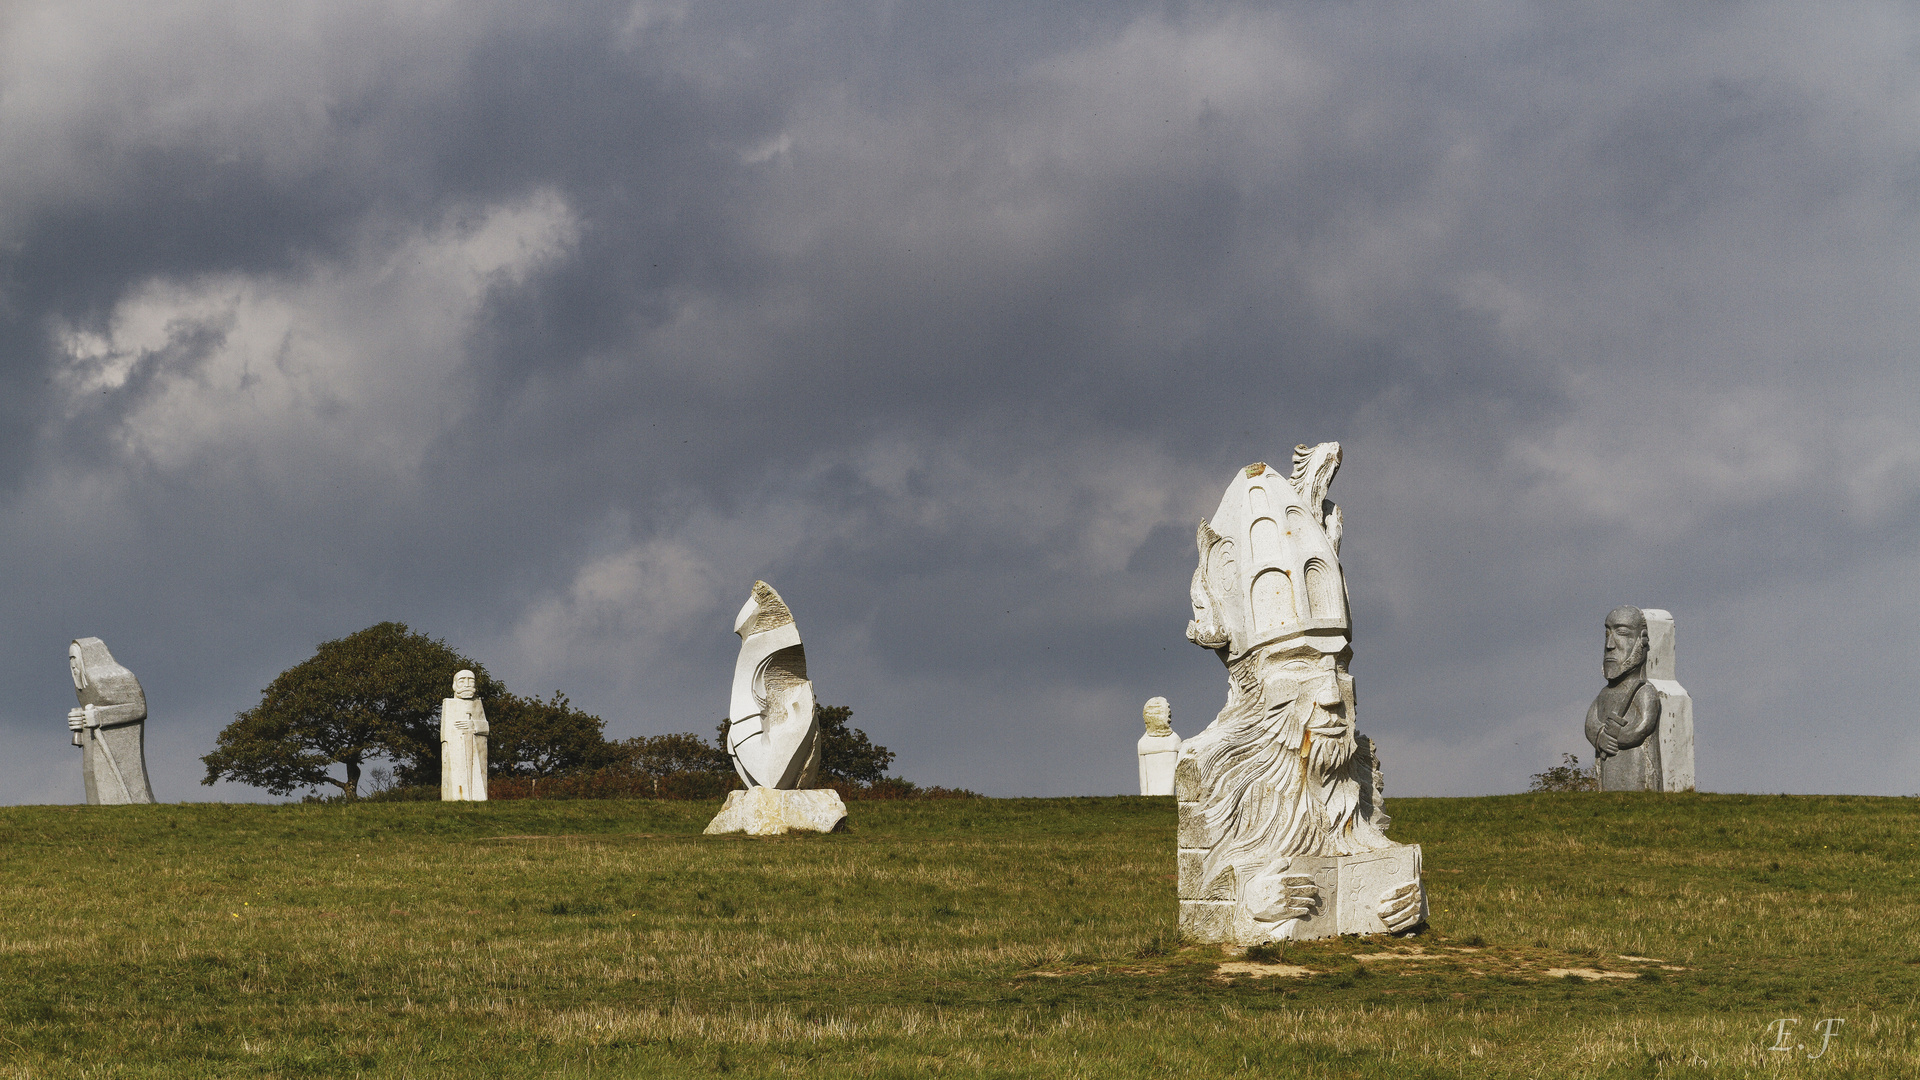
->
[1176, 447, 1425, 943]
[67, 638, 156, 805]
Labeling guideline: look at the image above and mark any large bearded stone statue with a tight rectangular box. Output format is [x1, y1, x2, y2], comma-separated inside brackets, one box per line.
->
[1176, 445, 1425, 943]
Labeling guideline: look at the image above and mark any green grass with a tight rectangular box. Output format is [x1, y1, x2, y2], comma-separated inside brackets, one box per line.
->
[1, 793, 1918, 1077]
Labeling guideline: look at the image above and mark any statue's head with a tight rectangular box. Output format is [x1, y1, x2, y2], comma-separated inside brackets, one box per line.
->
[453, 670, 477, 700]
[1142, 697, 1174, 736]
[733, 580, 795, 641]
[1187, 445, 1350, 663]
[1602, 607, 1649, 682]
[68, 642, 86, 690]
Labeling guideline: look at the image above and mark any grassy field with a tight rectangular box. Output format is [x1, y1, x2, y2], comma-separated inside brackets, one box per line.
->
[1, 793, 1917, 1077]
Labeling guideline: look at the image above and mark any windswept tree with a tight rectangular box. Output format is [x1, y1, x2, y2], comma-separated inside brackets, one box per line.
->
[202, 622, 494, 797]
[813, 704, 896, 785]
[487, 691, 618, 778]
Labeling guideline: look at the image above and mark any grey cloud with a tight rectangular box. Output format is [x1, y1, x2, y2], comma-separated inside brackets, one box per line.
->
[1, 1, 1917, 803]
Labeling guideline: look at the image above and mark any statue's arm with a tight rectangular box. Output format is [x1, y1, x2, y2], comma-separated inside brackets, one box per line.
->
[87, 701, 147, 728]
[472, 701, 488, 737]
[1612, 684, 1662, 750]
[1584, 700, 1615, 756]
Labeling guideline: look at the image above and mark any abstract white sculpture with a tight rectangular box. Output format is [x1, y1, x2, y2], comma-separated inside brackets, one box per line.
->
[724, 581, 820, 789]
[67, 638, 156, 805]
[707, 581, 847, 836]
[1137, 697, 1180, 796]
[1176, 445, 1425, 943]
[440, 669, 489, 801]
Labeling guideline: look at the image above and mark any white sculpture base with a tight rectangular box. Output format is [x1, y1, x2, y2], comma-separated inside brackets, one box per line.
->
[703, 787, 848, 836]
[1179, 846, 1426, 944]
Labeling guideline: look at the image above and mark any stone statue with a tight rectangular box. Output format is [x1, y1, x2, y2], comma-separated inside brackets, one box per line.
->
[1584, 606, 1694, 791]
[1584, 607, 1662, 791]
[67, 638, 156, 804]
[1137, 697, 1180, 795]
[1175, 446, 1425, 943]
[707, 581, 846, 836]
[440, 669, 489, 801]
[724, 580, 820, 789]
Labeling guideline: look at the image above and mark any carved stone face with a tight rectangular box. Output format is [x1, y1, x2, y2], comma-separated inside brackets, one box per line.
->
[69, 643, 86, 690]
[1260, 644, 1348, 712]
[1603, 607, 1649, 682]
[453, 670, 477, 700]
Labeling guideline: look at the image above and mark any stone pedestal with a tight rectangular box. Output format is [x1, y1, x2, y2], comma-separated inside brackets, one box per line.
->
[1642, 609, 1695, 792]
[703, 787, 848, 836]
[1178, 846, 1426, 944]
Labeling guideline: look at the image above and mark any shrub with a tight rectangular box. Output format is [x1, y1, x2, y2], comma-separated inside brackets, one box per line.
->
[1529, 753, 1598, 793]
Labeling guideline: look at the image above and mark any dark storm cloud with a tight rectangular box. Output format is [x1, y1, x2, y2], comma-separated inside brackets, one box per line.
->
[2, 1, 1917, 803]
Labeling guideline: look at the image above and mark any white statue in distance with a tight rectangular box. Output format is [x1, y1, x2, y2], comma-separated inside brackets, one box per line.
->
[1137, 697, 1180, 795]
[441, 669, 489, 801]
[1176, 444, 1425, 943]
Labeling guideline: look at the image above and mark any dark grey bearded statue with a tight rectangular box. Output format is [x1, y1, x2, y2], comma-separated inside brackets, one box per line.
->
[1584, 607, 1664, 791]
[67, 638, 156, 805]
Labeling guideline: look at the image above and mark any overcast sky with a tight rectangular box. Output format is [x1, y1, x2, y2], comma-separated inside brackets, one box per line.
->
[3, 0, 1917, 803]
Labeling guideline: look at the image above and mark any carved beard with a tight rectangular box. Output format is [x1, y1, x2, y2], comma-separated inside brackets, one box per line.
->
[1603, 637, 1648, 682]
[1190, 656, 1391, 885]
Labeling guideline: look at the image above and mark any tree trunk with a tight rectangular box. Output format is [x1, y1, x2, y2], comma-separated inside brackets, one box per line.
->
[336, 756, 362, 798]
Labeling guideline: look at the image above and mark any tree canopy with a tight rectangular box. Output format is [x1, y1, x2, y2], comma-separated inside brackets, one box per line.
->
[206, 622, 905, 799]
[486, 691, 618, 778]
[202, 622, 495, 797]
[813, 704, 896, 786]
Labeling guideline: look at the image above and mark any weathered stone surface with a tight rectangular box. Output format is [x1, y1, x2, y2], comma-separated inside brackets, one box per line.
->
[703, 787, 848, 836]
[1643, 609, 1696, 792]
[1178, 900, 1234, 942]
[1174, 446, 1424, 944]
[67, 638, 155, 805]
[1137, 697, 1180, 795]
[726, 581, 820, 790]
[441, 669, 489, 801]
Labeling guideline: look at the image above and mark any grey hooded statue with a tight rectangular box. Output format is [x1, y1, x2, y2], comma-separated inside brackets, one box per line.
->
[67, 638, 155, 804]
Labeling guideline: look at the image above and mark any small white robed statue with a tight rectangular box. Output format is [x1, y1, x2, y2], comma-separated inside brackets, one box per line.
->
[1137, 697, 1180, 795]
[440, 669, 489, 801]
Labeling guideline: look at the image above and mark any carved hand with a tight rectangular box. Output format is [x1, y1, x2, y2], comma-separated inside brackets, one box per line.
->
[1271, 873, 1320, 920]
[454, 719, 473, 735]
[67, 707, 85, 732]
[1247, 871, 1321, 928]
[1595, 727, 1620, 756]
[1377, 881, 1424, 933]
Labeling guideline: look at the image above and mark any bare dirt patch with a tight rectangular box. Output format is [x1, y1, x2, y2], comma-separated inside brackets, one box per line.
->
[1214, 961, 1312, 980]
